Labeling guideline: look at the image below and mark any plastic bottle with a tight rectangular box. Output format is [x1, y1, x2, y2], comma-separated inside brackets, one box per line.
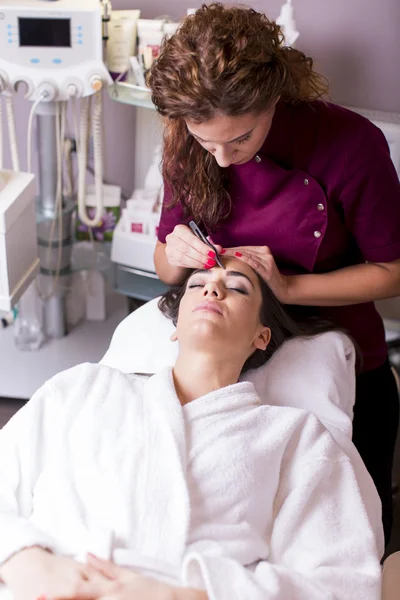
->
[14, 282, 45, 351]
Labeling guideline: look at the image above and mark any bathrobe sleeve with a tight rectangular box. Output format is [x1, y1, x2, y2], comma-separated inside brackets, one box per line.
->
[182, 414, 382, 600]
[0, 380, 61, 566]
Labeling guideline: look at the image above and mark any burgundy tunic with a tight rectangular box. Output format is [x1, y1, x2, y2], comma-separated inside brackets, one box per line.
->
[158, 102, 400, 372]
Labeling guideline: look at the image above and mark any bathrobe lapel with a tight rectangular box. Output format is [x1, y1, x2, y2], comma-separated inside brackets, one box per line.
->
[137, 367, 190, 566]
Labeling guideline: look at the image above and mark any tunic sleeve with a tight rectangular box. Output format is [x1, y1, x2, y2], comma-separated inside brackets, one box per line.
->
[157, 183, 187, 244]
[340, 121, 400, 263]
[182, 416, 383, 599]
[0, 382, 60, 565]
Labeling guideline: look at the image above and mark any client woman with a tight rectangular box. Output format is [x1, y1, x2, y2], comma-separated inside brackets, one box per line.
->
[0, 258, 382, 600]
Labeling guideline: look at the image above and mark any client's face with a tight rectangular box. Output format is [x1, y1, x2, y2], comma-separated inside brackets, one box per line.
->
[174, 258, 271, 359]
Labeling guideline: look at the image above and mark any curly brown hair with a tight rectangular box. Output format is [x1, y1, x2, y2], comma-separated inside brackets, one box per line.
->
[148, 3, 329, 230]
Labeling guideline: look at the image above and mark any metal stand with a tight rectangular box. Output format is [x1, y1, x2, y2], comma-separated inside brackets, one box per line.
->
[35, 101, 73, 339]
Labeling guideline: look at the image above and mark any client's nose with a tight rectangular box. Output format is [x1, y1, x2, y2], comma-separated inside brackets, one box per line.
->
[203, 281, 222, 298]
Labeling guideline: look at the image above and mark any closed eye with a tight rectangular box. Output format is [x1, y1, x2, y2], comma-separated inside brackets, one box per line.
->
[187, 283, 248, 295]
[236, 134, 252, 145]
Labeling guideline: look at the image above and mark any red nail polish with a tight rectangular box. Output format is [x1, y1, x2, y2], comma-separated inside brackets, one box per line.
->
[206, 259, 216, 267]
[220, 249, 226, 254]
[207, 250, 216, 258]
[235, 252, 243, 257]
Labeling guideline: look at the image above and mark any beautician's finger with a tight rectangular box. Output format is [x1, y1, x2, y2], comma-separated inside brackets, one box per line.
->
[167, 234, 213, 261]
[169, 225, 211, 254]
[224, 245, 272, 259]
[227, 251, 270, 281]
[166, 248, 214, 269]
[166, 230, 214, 265]
[171, 225, 225, 259]
[166, 240, 218, 268]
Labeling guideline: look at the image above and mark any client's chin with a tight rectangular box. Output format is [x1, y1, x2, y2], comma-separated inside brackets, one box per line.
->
[182, 318, 226, 345]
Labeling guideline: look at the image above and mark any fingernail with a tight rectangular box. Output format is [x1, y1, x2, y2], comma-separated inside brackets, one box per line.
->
[207, 250, 216, 258]
[220, 249, 226, 254]
[235, 252, 243, 257]
[204, 260, 216, 269]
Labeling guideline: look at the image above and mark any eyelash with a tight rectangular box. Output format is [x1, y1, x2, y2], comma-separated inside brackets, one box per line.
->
[195, 134, 252, 146]
[236, 134, 252, 145]
[188, 283, 248, 295]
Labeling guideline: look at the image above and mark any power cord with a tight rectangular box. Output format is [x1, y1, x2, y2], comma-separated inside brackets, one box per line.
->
[77, 91, 104, 227]
[5, 95, 20, 171]
[26, 91, 47, 173]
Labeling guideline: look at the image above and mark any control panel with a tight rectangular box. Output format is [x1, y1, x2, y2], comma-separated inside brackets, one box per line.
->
[0, 0, 112, 100]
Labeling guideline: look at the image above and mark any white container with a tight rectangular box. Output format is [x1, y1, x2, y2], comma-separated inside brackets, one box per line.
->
[128, 188, 159, 208]
[148, 211, 161, 238]
[107, 9, 141, 74]
[123, 207, 149, 235]
[163, 22, 180, 38]
[111, 218, 157, 272]
[137, 18, 166, 69]
[0, 170, 39, 312]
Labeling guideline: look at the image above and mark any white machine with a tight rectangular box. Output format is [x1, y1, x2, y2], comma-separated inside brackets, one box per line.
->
[0, 0, 110, 101]
[0, 0, 112, 338]
[0, 169, 38, 312]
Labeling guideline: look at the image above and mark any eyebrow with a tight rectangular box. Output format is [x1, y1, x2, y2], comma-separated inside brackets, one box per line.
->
[187, 128, 254, 144]
[189, 269, 256, 290]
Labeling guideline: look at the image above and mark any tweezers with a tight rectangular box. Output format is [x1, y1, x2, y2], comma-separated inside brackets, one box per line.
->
[189, 220, 225, 269]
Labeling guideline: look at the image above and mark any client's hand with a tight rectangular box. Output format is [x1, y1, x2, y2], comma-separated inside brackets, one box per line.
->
[0, 547, 105, 600]
[64, 554, 207, 600]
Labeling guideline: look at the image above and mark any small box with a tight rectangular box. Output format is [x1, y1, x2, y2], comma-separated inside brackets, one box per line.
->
[111, 218, 157, 272]
[122, 207, 149, 235]
[0, 170, 39, 312]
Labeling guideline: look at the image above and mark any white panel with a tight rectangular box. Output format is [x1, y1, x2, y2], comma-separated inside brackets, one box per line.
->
[133, 107, 163, 190]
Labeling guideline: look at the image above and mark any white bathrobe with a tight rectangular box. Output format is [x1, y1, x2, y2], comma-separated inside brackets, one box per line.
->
[0, 363, 383, 600]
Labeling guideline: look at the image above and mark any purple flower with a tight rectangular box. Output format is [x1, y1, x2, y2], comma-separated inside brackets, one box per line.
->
[77, 209, 117, 240]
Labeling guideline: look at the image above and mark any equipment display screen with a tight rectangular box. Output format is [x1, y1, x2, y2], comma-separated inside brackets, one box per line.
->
[18, 18, 71, 47]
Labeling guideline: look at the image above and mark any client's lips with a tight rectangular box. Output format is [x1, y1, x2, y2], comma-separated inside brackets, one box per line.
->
[194, 301, 223, 315]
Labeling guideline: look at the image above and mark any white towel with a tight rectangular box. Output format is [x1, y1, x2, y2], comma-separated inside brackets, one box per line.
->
[101, 298, 356, 439]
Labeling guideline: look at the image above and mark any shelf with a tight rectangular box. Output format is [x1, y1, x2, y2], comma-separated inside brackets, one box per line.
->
[108, 81, 155, 110]
[0, 292, 128, 399]
[115, 264, 168, 301]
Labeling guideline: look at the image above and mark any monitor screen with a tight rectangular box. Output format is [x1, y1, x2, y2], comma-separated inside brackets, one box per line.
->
[18, 18, 71, 47]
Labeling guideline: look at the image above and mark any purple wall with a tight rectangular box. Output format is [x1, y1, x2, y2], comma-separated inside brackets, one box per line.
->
[124, 0, 400, 113]
[92, 0, 400, 193]
[3, 0, 400, 196]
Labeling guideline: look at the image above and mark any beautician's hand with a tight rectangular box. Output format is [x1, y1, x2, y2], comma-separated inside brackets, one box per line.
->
[165, 225, 224, 270]
[0, 547, 105, 600]
[224, 245, 290, 302]
[66, 554, 207, 600]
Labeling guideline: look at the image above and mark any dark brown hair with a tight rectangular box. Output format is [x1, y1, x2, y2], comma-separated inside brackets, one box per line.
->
[148, 3, 329, 229]
[158, 271, 350, 374]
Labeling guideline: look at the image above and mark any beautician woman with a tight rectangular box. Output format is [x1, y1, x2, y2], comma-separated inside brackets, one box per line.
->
[148, 3, 400, 543]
